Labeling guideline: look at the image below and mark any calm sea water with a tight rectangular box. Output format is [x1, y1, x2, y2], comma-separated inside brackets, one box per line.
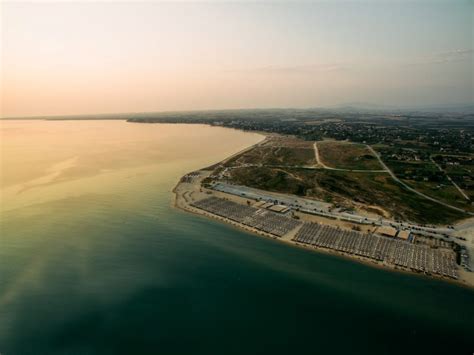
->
[1, 121, 473, 355]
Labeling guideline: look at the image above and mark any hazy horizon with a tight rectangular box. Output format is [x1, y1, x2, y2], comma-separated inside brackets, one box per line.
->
[2, 1, 473, 117]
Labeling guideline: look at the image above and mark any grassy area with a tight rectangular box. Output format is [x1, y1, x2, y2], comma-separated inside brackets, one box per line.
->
[229, 166, 311, 196]
[440, 158, 474, 200]
[402, 179, 473, 211]
[225, 137, 315, 167]
[376, 150, 474, 211]
[210, 136, 470, 224]
[383, 160, 440, 179]
[227, 166, 466, 224]
[317, 141, 382, 170]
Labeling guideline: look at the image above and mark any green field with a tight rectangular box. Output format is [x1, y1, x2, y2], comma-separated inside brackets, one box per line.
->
[440, 158, 474, 200]
[225, 137, 315, 167]
[228, 166, 466, 224]
[317, 141, 383, 170]
[209, 136, 471, 224]
[376, 150, 474, 212]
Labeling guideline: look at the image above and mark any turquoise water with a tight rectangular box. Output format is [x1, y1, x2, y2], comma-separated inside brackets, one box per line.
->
[1, 122, 473, 354]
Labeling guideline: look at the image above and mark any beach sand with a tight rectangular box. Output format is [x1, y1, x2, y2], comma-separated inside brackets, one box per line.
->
[173, 165, 474, 289]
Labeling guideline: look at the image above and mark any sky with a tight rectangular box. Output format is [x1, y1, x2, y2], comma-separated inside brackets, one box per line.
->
[1, 0, 473, 117]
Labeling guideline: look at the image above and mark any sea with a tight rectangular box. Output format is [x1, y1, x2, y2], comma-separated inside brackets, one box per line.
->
[1, 120, 473, 355]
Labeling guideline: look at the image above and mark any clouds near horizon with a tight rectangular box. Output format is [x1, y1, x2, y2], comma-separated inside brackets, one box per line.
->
[1, 1, 472, 117]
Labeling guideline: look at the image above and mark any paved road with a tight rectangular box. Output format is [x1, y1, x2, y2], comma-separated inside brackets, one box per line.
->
[367, 145, 473, 215]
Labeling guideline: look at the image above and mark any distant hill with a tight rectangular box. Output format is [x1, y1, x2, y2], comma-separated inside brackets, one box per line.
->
[327, 102, 474, 114]
[2, 103, 473, 120]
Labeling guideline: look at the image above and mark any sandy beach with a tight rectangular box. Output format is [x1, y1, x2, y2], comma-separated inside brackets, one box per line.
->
[173, 154, 474, 289]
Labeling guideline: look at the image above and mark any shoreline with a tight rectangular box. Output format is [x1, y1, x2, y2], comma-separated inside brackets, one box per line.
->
[171, 144, 474, 290]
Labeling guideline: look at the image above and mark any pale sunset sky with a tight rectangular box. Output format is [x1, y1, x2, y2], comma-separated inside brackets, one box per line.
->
[1, 0, 473, 117]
